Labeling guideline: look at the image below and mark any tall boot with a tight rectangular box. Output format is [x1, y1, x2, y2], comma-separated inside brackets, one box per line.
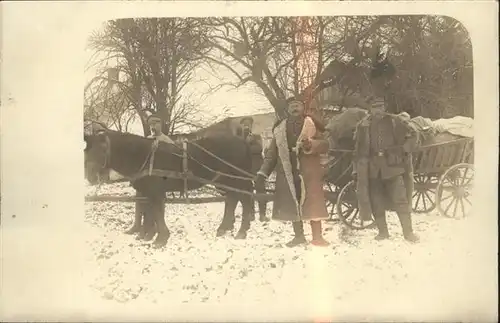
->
[373, 214, 390, 241]
[310, 220, 330, 246]
[258, 201, 269, 222]
[397, 211, 419, 243]
[285, 221, 307, 247]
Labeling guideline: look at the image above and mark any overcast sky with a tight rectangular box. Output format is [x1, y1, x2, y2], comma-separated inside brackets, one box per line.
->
[84, 21, 274, 134]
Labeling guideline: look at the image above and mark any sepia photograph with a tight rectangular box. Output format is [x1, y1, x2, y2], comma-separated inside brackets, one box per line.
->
[83, 12, 477, 307]
[1, 1, 498, 322]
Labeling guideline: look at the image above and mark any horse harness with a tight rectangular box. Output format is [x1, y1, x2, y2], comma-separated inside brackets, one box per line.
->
[98, 131, 257, 198]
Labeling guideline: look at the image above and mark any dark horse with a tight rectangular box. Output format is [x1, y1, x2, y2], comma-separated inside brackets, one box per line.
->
[84, 129, 255, 247]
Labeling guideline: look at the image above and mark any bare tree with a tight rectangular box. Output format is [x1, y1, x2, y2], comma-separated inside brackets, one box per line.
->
[197, 16, 389, 118]
[382, 15, 473, 118]
[335, 15, 473, 118]
[86, 18, 213, 136]
[84, 70, 138, 132]
[85, 15, 473, 131]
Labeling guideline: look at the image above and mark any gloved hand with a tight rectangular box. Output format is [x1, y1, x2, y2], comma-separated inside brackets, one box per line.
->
[301, 138, 312, 152]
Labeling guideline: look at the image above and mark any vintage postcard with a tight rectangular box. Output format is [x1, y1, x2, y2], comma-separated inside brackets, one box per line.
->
[1, 1, 498, 322]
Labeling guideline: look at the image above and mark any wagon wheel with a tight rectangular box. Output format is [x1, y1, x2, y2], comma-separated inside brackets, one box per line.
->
[436, 163, 474, 218]
[336, 181, 375, 230]
[323, 183, 339, 221]
[412, 174, 438, 214]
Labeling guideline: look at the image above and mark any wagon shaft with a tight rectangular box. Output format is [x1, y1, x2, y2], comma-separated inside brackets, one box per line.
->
[85, 193, 274, 204]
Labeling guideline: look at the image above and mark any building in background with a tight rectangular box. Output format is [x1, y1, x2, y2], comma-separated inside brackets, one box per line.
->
[183, 108, 342, 150]
[173, 112, 277, 149]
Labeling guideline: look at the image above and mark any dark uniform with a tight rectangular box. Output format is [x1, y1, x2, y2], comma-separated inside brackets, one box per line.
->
[353, 99, 420, 242]
[237, 117, 268, 222]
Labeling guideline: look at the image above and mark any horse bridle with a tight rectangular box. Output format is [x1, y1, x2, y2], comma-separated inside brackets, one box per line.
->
[89, 130, 255, 188]
[92, 130, 155, 182]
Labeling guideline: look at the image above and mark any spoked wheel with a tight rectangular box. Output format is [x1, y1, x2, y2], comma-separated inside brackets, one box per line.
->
[336, 181, 375, 230]
[436, 163, 474, 218]
[412, 174, 438, 214]
[323, 183, 339, 221]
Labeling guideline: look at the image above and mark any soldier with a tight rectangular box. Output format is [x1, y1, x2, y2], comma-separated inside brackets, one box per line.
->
[237, 116, 268, 222]
[147, 114, 175, 145]
[352, 95, 420, 243]
[256, 98, 330, 247]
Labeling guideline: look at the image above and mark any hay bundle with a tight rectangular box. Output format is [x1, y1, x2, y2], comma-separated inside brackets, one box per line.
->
[325, 108, 367, 149]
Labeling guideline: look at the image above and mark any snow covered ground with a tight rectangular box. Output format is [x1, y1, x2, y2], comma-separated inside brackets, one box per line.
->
[76, 182, 496, 321]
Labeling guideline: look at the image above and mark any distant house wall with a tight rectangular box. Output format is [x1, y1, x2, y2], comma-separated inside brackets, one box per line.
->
[183, 110, 344, 151]
[174, 112, 277, 149]
[230, 112, 277, 138]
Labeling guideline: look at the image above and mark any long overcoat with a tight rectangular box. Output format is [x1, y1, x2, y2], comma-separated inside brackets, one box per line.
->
[353, 113, 420, 220]
[236, 127, 264, 174]
[258, 117, 330, 222]
[247, 133, 264, 174]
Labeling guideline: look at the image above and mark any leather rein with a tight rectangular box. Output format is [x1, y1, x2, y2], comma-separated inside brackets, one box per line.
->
[95, 131, 257, 197]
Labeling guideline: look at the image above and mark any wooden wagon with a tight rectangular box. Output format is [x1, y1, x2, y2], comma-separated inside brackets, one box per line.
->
[323, 137, 474, 230]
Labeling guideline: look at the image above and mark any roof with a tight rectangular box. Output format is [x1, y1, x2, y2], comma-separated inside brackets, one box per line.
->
[175, 108, 344, 144]
[188, 111, 277, 139]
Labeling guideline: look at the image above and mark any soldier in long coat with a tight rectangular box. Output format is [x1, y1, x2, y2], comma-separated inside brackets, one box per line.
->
[353, 97, 420, 242]
[237, 116, 269, 222]
[256, 98, 330, 247]
[353, 53, 421, 243]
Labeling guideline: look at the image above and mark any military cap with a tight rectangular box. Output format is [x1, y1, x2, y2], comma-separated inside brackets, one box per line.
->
[239, 116, 254, 125]
[286, 96, 305, 105]
[147, 114, 161, 124]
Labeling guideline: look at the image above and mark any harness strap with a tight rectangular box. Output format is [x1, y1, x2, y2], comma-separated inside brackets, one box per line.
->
[168, 142, 253, 181]
[149, 141, 157, 176]
[188, 174, 254, 196]
[116, 135, 263, 195]
[212, 172, 221, 182]
[190, 141, 255, 179]
[211, 172, 223, 195]
[127, 168, 254, 197]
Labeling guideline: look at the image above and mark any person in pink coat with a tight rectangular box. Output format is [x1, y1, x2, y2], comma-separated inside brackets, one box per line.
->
[256, 98, 330, 247]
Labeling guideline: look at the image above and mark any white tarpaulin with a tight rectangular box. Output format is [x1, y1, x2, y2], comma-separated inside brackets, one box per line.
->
[432, 116, 474, 138]
[325, 109, 474, 150]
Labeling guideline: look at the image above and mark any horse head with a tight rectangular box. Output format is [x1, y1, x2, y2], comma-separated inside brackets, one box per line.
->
[84, 129, 112, 185]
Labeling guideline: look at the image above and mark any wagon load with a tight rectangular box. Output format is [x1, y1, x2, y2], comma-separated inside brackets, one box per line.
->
[325, 107, 367, 145]
[325, 109, 474, 149]
[322, 108, 367, 188]
[322, 108, 474, 229]
[406, 115, 473, 144]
